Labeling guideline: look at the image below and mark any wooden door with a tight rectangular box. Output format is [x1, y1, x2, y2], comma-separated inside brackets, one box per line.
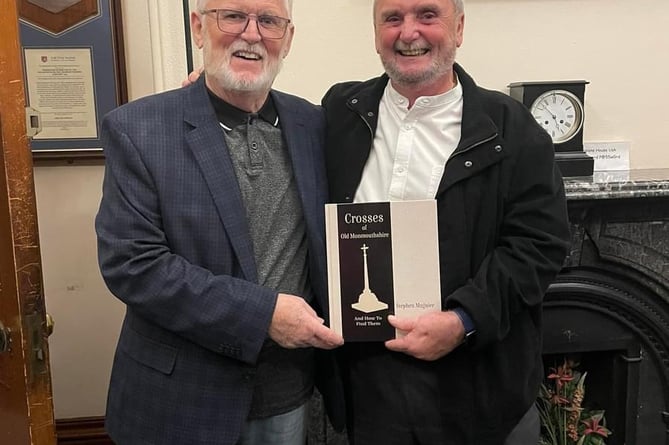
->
[0, 0, 56, 443]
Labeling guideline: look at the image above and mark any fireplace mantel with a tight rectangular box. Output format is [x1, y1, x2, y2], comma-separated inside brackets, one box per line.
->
[564, 168, 669, 200]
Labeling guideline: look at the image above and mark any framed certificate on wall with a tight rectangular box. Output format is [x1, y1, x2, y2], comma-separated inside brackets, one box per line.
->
[19, 0, 127, 160]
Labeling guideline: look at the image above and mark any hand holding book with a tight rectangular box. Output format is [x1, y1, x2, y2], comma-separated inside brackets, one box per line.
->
[269, 293, 344, 349]
[384, 311, 465, 361]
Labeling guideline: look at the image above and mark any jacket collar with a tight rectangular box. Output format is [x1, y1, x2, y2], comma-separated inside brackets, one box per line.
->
[345, 63, 499, 154]
[206, 87, 279, 131]
[340, 63, 503, 196]
[453, 64, 498, 152]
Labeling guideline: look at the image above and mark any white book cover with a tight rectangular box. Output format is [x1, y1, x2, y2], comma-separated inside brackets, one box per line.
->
[325, 200, 441, 341]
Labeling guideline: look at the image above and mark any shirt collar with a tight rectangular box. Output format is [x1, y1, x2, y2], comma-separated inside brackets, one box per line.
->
[206, 87, 279, 131]
[386, 73, 463, 111]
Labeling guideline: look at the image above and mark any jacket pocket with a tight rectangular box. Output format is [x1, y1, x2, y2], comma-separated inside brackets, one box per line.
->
[120, 327, 178, 375]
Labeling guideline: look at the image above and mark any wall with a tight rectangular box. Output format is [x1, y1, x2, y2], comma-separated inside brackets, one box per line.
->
[38, 0, 669, 418]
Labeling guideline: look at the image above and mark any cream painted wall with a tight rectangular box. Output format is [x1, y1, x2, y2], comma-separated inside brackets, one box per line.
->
[35, 166, 125, 417]
[38, 0, 669, 418]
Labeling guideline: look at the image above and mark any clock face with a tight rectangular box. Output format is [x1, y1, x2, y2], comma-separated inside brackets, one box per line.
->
[530, 89, 584, 144]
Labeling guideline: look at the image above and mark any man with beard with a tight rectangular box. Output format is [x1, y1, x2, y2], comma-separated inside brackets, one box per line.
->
[322, 0, 571, 443]
[95, 1, 342, 444]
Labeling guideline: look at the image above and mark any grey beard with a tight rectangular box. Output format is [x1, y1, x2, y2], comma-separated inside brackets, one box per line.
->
[381, 60, 450, 85]
[219, 73, 273, 92]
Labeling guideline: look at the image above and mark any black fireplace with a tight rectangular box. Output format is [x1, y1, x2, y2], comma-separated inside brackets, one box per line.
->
[548, 172, 669, 445]
[544, 270, 669, 445]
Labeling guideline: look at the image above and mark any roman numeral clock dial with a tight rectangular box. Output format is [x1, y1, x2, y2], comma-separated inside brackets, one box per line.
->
[530, 90, 583, 144]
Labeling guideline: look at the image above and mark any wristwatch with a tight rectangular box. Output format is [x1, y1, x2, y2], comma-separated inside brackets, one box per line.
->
[452, 307, 477, 345]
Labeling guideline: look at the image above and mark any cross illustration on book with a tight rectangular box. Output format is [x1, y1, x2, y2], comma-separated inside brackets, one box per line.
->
[351, 244, 389, 313]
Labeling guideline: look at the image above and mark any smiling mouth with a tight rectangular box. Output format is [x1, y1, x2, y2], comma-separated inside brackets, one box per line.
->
[234, 51, 262, 61]
[397, 48, 429, 57]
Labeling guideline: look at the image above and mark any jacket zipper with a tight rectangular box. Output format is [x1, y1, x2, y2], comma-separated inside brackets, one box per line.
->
[451, 133, 498, 159]
[353, 107, 375, 140]
[351, 102, 499, 164]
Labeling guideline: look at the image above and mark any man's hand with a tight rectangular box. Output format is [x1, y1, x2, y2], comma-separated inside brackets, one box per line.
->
[181, 66, 203, 87]
[385, 311, 465, 361]
[269, 293, 344, 349]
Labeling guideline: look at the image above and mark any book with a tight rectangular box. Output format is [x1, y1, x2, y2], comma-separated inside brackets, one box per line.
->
[325, 200, 441, 341]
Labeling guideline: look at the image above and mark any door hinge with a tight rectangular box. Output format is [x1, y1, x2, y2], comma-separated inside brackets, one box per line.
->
[25, 312, 48, 383]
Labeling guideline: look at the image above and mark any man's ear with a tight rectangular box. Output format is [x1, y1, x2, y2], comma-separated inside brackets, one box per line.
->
[374, 23, 381, 55]
[455, 13, 465, 48]
[191, 11, 205, 49]
[282, 25, 295, 59]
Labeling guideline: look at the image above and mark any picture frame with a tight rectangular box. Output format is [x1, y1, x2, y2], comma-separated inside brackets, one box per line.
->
[183, 0, 195, 75]
[18, 0, 127, 161]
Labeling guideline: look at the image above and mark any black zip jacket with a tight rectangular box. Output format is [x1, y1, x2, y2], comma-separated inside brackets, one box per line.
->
[320, 63, 571, 443]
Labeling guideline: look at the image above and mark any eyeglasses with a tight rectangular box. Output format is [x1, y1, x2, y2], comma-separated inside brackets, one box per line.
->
[200, 9, 291, 40]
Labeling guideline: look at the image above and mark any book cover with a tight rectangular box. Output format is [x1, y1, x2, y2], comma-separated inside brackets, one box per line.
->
[325, 200, 441, 341]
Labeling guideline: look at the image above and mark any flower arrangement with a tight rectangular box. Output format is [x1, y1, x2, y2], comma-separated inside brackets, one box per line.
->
[537, 359, 612, 445]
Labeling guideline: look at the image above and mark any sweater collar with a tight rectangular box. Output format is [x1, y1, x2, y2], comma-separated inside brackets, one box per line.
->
[206, 87, 279, 131]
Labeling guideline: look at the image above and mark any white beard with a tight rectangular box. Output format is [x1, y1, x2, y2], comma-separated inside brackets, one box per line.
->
[203, 41, 283, 93]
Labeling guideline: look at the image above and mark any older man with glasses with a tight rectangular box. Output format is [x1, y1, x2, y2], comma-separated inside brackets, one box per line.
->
[95, 1, 342, 444]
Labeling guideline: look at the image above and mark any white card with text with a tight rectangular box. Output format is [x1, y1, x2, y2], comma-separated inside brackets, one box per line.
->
[584, 141, 631, 171]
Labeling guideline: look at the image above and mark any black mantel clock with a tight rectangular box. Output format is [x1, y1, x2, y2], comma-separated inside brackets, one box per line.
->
[508, 80, 594, 177]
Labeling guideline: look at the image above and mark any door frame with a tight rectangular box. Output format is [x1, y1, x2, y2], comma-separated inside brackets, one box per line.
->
[0, 0, 56, 443]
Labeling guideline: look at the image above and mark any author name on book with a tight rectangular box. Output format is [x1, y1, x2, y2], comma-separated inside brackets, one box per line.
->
[396, 302, 438, 310]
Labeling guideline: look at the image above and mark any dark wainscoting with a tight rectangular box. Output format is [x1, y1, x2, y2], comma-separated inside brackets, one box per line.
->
[56, 417, 112, 445]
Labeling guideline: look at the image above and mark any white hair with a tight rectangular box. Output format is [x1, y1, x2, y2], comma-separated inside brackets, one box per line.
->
[373, 0, 464, 14]
[197, 0, 293, 16]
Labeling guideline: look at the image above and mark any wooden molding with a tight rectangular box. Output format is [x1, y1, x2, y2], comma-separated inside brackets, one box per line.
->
[56, 417, 112, 445]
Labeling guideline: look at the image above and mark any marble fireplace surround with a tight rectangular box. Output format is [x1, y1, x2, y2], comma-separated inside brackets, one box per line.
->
[546, 169, 669, 445]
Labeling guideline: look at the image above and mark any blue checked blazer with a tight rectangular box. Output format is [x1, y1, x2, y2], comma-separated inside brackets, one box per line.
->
[95, 77, 329, 445]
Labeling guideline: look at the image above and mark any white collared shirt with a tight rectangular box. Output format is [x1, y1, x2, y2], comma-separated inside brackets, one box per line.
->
[354, 79, 464, 203]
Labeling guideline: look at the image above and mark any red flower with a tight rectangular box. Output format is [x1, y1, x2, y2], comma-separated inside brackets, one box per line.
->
[547, 390, 570, 406]
[582, 413, 610, 437]
[547, 361, 575, 390]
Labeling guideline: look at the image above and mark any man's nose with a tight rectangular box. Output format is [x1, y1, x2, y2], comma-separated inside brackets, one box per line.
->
[398, 16, 421, 42]
[240, 16, 263, 42]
